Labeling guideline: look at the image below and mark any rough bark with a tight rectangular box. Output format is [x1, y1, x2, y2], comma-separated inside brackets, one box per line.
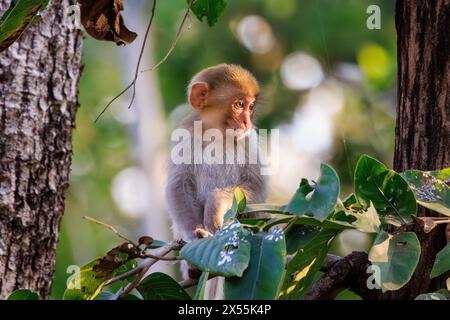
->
[387, 0, 450, 299]
[0, 0, 83, 299]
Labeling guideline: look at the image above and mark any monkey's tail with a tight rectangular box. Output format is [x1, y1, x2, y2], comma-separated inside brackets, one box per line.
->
[205, 276, 224, 300]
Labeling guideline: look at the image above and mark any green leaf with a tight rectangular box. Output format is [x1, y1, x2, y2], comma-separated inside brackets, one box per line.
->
[180, 219, 251, 277]
[285, 224, 320, 254]
[349, 202, 381, 233]
[194, 272, 209, 300]
[115, 259, 138, 281]
[368, 231, 421, 292]
[279, 228, 339, 299]
[137, 272, 191, 300]
[355, 155, 416, 225]
[63, 259, 111, 300]
[7, 289, 39, 300]
[431, 242, 450, 278]
[97, 291, 118, 300]
[401, 168, 450, 216]
[225, 227, 286, 300]
[119, 294, 141, 300]
[0, 0, 49, 52]
[285, 163, 340, 221]
[98, 290, 140, 300]
[223, 187, 247, 223]
[190, 0, 227, 27]
[342, 193, 358, 208]
[415, 290, 450, 300]
[293, 214, 354, 230]
[342, 193, 368, 211]
[243, 203, 286, 214]
[145, 240, 167, 250]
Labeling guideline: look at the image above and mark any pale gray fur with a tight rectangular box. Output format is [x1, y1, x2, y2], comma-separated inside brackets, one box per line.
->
[166, 112, 268, 298]
[167, 113, 267, 241]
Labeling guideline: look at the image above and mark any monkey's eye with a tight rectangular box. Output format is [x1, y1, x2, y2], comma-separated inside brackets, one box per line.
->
[233, 99, 245, 109]
[249, 101, 256, 111]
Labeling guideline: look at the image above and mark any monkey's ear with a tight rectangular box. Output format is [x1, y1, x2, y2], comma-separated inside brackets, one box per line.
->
[189, 82, 209, 110]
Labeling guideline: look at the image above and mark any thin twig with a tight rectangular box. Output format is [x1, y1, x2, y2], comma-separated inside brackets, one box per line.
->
[108, 265, 144, 284]
[94, 82, 133, 123]
[94, 0, 157, 122]
[141, 0, 193, 73]
[117, 239, 186, 297]
[122, 264, 151, 296]
[140, 252, 183, 261]
[127, 0, 157, 109]
[83, 215, 137, 246]
[281, 216, 297, 233]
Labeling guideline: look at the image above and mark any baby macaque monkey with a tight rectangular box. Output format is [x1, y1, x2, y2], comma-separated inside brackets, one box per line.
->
[166, 64, 268, 283]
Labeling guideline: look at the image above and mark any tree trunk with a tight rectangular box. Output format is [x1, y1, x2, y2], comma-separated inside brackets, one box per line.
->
[389, 0, 450, 299]
[0, 0, 83, 299]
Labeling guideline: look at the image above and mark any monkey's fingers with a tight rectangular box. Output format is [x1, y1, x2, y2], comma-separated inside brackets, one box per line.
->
[195, 227, 213, 239]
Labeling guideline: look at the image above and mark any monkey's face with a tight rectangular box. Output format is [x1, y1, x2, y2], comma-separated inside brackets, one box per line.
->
[188, 64, 260, 139]
[203, 85, 257, 139]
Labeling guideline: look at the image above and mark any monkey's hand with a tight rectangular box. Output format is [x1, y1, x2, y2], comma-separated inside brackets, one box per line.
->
[182, 228, 214, 280]
[195, 227, 214, 239]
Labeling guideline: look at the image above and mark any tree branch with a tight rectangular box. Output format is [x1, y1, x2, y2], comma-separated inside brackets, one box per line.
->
[305, 251, 380, 300]
[96, 239, 185, 298]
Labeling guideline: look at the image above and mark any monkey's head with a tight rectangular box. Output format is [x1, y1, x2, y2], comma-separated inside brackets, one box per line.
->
[187, 64, 259, 138]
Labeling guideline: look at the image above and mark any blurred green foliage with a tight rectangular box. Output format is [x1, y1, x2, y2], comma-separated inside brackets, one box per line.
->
[52, 0, 397, 299]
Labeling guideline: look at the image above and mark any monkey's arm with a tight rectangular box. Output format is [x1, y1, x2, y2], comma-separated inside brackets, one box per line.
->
[203, 167, 267, 233]
[166, 168, 205, 242]
[203, 189, 234, 233]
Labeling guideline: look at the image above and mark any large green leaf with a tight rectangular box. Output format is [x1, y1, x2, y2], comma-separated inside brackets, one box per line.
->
[285, 224, 320, 254]
[180, 219, 251, 277]
[137, 272, 191, 300]
[225, 227, 286, 299]
[431, 242, 450, 278]
[355, 155, 416, 225]
[279, 228, 339, 299]
[285, 163, 340, 221]
[7, 289, 39, 300]
[368, 231, 421, 292]
[190, 0, 227, 27]
[401, 168, 450, 217]
[0, 0, 48, 52]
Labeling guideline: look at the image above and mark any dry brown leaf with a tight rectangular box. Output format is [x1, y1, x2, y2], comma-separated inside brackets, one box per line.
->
[78, 0, 137, 45]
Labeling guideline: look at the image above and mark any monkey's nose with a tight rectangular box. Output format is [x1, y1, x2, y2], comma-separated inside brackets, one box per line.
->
[242, 119, 251, 130]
